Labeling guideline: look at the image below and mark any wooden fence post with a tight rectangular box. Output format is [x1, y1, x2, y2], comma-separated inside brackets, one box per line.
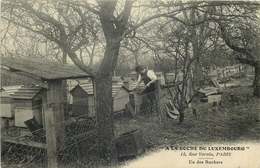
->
[44, 80, 65, 168]
[45, 107, 58, 168]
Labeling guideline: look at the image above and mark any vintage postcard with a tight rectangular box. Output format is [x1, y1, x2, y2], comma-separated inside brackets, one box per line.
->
[1, 0, 260, 168]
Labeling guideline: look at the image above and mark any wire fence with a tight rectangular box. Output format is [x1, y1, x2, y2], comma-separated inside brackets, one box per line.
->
[1, 111, 97, 168]
[1, 87, 172, 168]
[2, 127, 47, 168]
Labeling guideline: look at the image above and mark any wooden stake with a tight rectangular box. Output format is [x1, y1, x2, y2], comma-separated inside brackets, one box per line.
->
[45, 107, 58, 168]
[44, 80, 65, 168]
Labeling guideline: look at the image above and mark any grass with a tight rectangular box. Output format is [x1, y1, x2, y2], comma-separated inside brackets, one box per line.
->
[114, 84, 260, 152]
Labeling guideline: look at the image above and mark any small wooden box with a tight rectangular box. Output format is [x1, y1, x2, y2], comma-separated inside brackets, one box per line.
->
[115, 129, 145, 160]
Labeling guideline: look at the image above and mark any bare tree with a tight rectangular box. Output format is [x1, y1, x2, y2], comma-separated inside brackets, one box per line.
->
[154, 1, 260, 97]
[207, 2, 260, 97]
[154, 18, 195, 122]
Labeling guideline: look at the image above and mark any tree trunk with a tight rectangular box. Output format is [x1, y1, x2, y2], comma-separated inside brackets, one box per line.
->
[62, 50, 68, 118]
[188, 7, 203, 89]
[254, 61, 260, 97]
[179, 110, 184, 123]
[178, 97, 186, 123]
[93, 0, 132, 161]
[95, 74, 114, 161]
[95, 39, 120, 161]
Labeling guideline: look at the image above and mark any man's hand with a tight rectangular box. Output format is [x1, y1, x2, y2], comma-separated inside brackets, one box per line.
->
[146, 83, 151, 88]
[134, 84, 139, 90]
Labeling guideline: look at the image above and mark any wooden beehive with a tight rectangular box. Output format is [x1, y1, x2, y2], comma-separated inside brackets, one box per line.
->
[70, 80, 130, 117]
[1, 86, 22, 131]
[70, 85, 89, 117]
[0, 90, 14, 118]
[198, 87, 222, 105]
[11, 86, 43, 127]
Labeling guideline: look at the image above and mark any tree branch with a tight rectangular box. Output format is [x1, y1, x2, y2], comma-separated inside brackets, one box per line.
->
[67, 50, 95, 76]
[18, 1, 67, 38]
[1, 16, 62, 46]
[218, 21, 256, 66]
[71, 1, 100, 15]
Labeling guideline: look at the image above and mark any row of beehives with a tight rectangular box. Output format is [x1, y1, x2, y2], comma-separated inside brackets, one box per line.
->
[0, 79, 144, 130]
[68, 78, 145, 117]
[68, 71, 191, 118]
[0, 71, 182, 131]
[68, 72, 189, 117]
[197, 64, 246, 105]
[209, 64, 245, 80]
[68, 65, 244, 118]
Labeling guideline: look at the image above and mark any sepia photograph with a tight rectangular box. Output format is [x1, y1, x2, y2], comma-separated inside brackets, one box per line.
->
[0, 0, 260, 168]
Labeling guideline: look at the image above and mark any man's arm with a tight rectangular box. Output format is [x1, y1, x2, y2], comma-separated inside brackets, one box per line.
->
[135, 74, 142, 88]
[146, 70, 157, 87]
